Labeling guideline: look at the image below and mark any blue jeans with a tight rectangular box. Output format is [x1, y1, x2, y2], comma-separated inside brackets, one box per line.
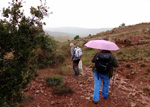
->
[93, 72, 110, 102]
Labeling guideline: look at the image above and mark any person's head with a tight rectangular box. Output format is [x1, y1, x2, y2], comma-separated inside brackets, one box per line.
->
[70, 43, 74, 48]
[101, 50, 111, 53]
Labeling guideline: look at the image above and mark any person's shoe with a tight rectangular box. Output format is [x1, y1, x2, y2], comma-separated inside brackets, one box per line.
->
[92, 100, 98, 104]
[76, 74, 80, 76]
[72, 74, 78, 76]
[103, 95, 109, 99]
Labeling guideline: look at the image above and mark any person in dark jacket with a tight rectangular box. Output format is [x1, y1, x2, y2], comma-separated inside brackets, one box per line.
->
[70, 43, 80, 76]
[92, 50, 119, 104]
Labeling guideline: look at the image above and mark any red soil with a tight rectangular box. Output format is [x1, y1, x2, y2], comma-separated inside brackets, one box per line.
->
[20, 62, 150, 107]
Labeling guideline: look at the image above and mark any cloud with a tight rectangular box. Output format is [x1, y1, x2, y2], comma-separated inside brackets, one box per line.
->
[1, 0, 150, 28]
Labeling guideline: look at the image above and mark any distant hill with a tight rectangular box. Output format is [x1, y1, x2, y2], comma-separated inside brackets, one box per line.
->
[45, 31, 74, 42]
[44, 27, 112, 42]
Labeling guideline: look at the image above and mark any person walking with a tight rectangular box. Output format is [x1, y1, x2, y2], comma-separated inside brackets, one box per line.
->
[92, 50, 119, 104]
[70, 43, 80, 76]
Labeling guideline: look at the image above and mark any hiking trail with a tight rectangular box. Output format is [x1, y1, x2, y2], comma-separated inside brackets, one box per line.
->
[21, 63, 150, 107]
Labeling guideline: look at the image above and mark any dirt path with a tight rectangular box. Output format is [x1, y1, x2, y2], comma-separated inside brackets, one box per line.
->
[21, 64, 150, 107]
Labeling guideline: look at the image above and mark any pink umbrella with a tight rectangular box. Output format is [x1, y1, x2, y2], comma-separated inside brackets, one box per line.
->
[85, 40, 119, 51]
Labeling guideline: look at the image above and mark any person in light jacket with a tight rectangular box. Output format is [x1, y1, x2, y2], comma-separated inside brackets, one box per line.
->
[70, 43, 80, 76]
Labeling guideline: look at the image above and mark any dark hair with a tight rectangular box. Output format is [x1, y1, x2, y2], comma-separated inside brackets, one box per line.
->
[101, 50, 111, 53]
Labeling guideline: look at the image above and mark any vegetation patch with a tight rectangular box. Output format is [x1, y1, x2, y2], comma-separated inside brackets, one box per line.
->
[143, 87, 149, 91]
[44, 74, 64, 87]
[116, 44, 150, 62]
[82, 48, 97, 66]
[44, 75, 73, 95]
[128, 99, 133, 102]
[125, 64, 131, 68]
[145, 37, 150, 40]
[144, 69, 150, 75]
[0, 0, 53, 106]
[52, 84, 73, 95]
[24, 95, 33, 102]
[69, 69, 74, 73]
[140, 64, 146, 67]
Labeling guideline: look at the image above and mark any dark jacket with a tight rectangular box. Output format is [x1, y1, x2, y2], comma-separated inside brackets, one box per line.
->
[92, 51, 119, 78]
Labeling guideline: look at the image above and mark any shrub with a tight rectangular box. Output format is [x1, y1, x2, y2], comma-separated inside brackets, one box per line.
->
[89, 34, 91, 36]
[54, 53, 65, 65]
[52, 84, 73, 95]
[145, 37, 150, 40]
[35, 35, 57, 69]
[144, 69, 150, 75]
[0, 0, 51, 106]
[44, 75, 73, 95]
[143, 87, 149, 91]
[147, 69, 150, 73]
[140, 64, 146, 67]
[74, 35, 80, 40]
[119, 23, 126, 27]
[125, 64, 131, 68]
[128, 99, 132, 102]
[60, 43, 71, 58]
[124, 39, 131, 46]
[44, 75, 64, 87]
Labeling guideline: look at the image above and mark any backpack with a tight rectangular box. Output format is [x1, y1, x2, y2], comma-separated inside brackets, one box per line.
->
[74, 47, 82, 58]
[95, 52, 112, 74]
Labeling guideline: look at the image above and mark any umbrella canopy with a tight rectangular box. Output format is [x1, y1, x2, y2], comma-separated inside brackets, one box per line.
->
[85, 40, 119, 51]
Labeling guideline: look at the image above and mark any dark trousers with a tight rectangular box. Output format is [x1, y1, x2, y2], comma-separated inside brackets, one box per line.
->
[73, 59, 80, 75]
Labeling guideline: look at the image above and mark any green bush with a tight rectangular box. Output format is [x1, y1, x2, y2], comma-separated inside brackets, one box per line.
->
[44, 75, 64, 87]
[124, 39, 131, 46]
[144, 69, 150, 75]
[128, 99, 132, 102]
[0, 0, 51, 106]
[140, 64, 146, 67]
[74, 35, 80, 40]
[52, 85, 73, 95]
[143, 87, 149, 91]
[35, 35, 57, 69]
[125, 64, 131, 68]
[44, 75, 73, 95]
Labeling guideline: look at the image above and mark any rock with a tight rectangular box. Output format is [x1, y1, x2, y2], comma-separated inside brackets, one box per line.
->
[80, 96, 84, 98]
[120, 78, 127, 85]
[79, 84, 83, 87]
[131, 93, 136, 96]
[141, 95, 150, 102]
[131, 71, 135, 75]
[51, 101, 56, 105]
[39, 83, 43, 87]
[145, 105, 150, 107]
[91, 88, 94, 91]
[40, 90, 44, 93]
[136, 99, 141, 102]
[85, 97, 91, 100]
[130, 102, 136, 107]
[141, 100, 149, 105]
[35, 90, 40, 94]
[24, 88, 29, 92]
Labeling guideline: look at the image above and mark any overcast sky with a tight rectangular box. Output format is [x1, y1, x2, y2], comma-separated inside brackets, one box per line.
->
[0, 0, 150, 29]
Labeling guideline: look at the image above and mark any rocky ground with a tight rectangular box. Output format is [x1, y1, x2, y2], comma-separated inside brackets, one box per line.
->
[20, 62, 150, 107]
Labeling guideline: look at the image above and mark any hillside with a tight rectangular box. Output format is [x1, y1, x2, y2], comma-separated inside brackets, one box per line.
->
[44, 27, 112, 42]
[45, 31, 74, 42]
[21, 23, 150, 107]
